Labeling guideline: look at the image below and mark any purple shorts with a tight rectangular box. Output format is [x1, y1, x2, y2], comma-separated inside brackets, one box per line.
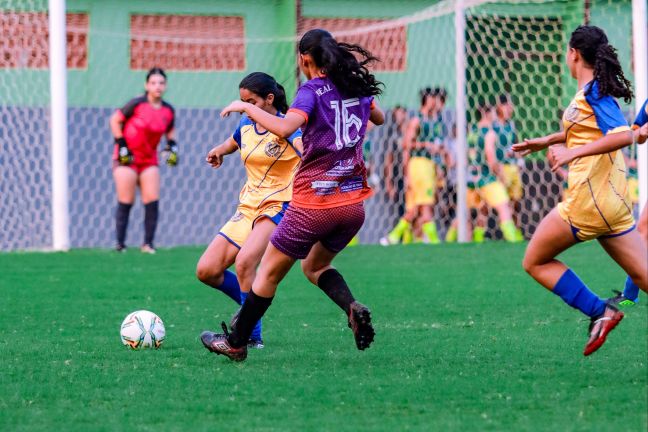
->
[270, 203, 365, 259]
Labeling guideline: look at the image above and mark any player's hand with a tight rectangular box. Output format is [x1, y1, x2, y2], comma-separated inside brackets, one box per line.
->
[220, 101, 250, 118]
[548, 145, 574, 172]
[162, 140, 179, 167]
[638, 124, 648, 145]
[115, 137, 134, 165]
[511, 137, 549, 157]
[206, 146, 224, 168]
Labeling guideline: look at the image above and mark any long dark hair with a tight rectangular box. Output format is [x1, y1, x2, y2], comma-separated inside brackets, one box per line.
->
[569, 25, 633, 103]
[298, 29, 383, 98]
[239, 72, 288, 113]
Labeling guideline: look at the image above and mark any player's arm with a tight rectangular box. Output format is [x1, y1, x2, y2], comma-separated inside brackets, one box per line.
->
[291, 137, 304, 155]
[206, 137, 238, 169]
[511, 130, 566, 156]
[369, 101, 385, 126]
[163, 127, 179, 167]
[484, 130, 502, 178]
[548, 129, 640, 172]
[221, 101, 305, 139]
[110, 109, 133, 165]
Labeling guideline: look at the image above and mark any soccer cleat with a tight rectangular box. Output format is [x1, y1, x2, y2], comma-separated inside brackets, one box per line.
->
[230, 308, 264, 348]
[608, 290, 637, 308]
[348, 302, 375, 350]
[379, 236, 395, 246]
[583, 304, 624, 356]
[200, 322, 248, 362]
[247, 339, 264, 349]
[140, 244, 156, 254]
[115, 243, 127, 253]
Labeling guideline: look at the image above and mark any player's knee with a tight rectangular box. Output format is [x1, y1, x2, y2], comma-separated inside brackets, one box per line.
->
[234, 254, 255, 281]
[300, 260, 318, 284]
[195, 261, 221, 284]
[522, 254, 536, 275]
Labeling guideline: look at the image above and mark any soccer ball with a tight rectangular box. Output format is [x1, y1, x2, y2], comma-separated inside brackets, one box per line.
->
[120, 310, 166, 349]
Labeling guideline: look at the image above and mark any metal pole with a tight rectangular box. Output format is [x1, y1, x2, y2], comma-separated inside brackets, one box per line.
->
[633, 0, 647, 207]
[49, 0, 70, 251]
[455, 0, 468, 242]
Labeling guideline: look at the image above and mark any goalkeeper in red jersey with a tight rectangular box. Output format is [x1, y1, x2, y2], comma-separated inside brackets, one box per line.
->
[109, 67, 177, 254]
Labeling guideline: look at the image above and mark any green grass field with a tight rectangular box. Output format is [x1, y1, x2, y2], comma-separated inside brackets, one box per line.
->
[0, 242, 646, 431]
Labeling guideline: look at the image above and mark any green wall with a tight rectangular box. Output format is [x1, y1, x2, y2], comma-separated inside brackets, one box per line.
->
[0, 0, 298, 107]
[0, 0, 637, 114]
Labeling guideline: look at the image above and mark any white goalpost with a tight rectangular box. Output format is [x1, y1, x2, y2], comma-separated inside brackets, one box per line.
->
[49, 0, 69, 251]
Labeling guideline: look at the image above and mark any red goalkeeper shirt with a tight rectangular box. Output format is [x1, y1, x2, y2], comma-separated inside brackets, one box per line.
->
[114, 96, 175, 165]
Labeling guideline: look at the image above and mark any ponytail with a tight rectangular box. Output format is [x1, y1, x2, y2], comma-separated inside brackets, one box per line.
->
[569, 25, 633, 103]
[299, 28, 383, 98]
[273, 83, 289, 114]
[593, 43, 633, 104]
[239, 72, 288, 113]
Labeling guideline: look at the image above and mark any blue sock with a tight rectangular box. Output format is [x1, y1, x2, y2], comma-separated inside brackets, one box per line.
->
[622, 275, 640, 303]
[215, 270, 242, 304]
[240, 291, 263, 341]
[553, 269, 606, 317]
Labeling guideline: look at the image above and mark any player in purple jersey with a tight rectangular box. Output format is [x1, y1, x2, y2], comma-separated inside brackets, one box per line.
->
[200, 29, 385, 361]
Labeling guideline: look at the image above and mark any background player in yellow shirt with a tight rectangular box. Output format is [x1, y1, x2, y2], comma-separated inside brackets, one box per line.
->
[513, 26, 646, 356]
[493, 94, 525, 241]
[196, 72, 302, 348]
[381, 88, 447, 245]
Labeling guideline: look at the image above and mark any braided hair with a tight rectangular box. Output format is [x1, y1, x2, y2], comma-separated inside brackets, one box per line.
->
[298, 29, 383, 98]
[569, 25, 633, 103]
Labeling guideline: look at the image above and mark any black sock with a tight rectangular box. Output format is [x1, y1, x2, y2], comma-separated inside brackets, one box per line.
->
[116, 202, 133, 245]
[317, 269, 356, 315]
[228, 290, 273, 348]
[144, 200, 159, 246]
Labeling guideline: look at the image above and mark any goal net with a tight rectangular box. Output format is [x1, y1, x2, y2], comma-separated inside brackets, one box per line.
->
[0, 0, 643, 250]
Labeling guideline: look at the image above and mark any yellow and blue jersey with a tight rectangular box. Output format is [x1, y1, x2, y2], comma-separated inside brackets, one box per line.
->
[633, 98, 648, 128]
[231, 114, 302, 209]
[558, 80, 634, 241]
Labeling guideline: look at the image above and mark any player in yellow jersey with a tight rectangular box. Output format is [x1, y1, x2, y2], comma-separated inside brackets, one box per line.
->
[513, 26, 646, 356]
[548, 100, 648, 307]
[196, 72, 302, 348]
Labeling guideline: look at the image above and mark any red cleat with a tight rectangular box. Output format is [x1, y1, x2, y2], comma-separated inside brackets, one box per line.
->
[583, 305, 624, 356]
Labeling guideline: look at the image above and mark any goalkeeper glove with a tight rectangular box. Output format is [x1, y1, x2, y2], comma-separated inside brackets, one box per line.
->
[115, 137, 133, 165]
[163, 139, 179, 167]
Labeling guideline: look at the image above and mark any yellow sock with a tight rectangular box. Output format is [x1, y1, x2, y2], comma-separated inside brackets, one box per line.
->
[500, 220, 517, 242]
[473, 226, 485, 243]
[422, 221, 440, 244]
[388, 219, 411, 243]
[445, 226, 458, 243]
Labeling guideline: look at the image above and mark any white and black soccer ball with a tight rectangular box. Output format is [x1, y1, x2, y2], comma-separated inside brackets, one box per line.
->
[120, 310, 166, 349]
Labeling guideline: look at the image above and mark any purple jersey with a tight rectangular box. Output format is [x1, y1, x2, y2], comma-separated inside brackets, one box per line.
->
[288, 77, 374, 209]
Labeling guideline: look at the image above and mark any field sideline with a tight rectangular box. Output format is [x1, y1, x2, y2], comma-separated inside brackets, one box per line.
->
[0, 242, 646, 431]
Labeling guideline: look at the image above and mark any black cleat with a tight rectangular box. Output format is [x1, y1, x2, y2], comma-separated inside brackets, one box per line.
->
[348, 302, 375, 350]
[115, 243, 127, 253]
[200, 322, 247, 362]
